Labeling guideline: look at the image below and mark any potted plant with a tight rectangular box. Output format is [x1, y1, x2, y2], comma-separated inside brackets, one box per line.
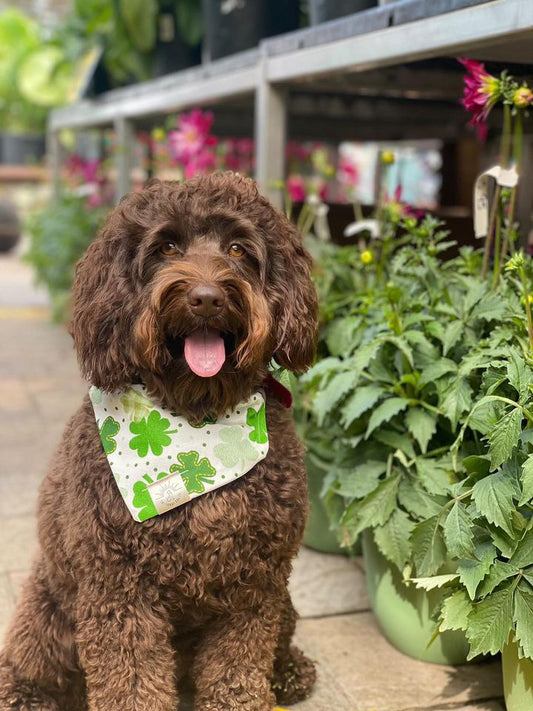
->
[25, 155, 112, 320]
[303, 60, 533, 673]
[202, 0, 300, 62]
[309, 0, 378, 25]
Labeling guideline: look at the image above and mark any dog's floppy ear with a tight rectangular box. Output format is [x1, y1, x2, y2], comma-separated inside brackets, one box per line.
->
[270, 213, 319, 373]
[69, 211, 139, 391]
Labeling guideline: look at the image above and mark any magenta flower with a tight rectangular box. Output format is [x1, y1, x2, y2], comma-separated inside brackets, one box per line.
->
[286, 174, 306, 202]
[458, 58, 501, 140]
[385, 186, 424, 221]
[168, 109, 217, 163]
[183, 151, 216, 179]
[337, 155, 359, 188]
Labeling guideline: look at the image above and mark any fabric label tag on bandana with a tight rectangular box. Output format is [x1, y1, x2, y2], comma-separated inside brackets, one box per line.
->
[89, 384, 269, 522]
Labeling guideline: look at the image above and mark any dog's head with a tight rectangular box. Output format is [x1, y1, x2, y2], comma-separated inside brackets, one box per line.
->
[70, 172, 318, 419]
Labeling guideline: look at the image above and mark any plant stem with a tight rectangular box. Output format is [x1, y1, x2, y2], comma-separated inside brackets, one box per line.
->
[498, 111, 524, 271]
[492, 207, 503, 289]
[483, 104, 512, 281]
[520, 265, 533, 353]
[482, 185, 501, 280]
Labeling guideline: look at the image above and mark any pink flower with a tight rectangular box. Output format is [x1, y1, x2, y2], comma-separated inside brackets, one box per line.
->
[458, 58, 501, 140]
[385, 186, 424, 221]
[337, 155, 359, 188]
[286, 141, 312, 163]
[183, 151, 217, 179]
[168, 109, 217, 163]
[286, 174, 306, 202]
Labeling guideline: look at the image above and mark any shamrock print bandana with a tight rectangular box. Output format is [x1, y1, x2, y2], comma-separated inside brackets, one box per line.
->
[89, 384, 269, 522]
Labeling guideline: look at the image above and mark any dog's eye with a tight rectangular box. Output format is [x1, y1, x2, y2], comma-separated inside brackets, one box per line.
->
[228, 243, 245, 258]
[161, 241, 179, 256]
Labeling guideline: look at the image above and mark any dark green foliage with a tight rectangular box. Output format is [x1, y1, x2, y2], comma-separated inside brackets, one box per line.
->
[298, 215, 533, 661]
[24, 195, 106, 320]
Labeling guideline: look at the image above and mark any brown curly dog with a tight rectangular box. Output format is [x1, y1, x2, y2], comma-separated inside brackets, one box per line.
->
[0, 172, 318, 711]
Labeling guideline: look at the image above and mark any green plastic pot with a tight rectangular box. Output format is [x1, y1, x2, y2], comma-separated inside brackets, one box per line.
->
[362, 529, 470, 665]
[303, 456, 347, 555]
[503, 640, 533, 711]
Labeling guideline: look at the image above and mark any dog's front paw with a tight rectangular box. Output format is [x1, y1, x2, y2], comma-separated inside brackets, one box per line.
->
[272, 645, 316, 705]
[0, 658, 61, 711]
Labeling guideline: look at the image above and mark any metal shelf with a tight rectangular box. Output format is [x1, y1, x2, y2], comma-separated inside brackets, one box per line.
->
[48, 0, 533, 205]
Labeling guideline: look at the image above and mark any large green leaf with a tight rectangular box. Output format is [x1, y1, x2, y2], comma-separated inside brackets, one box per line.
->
[17, 46, 72, 107]
[478, 560, 519, 598]
[418, 358, 457, 387]
[398, 479, 444, 520]
[416, 457, 452, 496]
[374, 509, 414, 570]
[440, 377, 473, 429]
[366, 397, 409, 437]
[514, 588, 533, 660]
[406, 408, 437, 454]
[411, 516, 446, 577]
[410, 574, 458, 591]
[510, 530, 533, 569]
[466, 584, 514, 659]
[470, 291, 508, 322]
[341, 384, 385, 427]
[472, 470, 519, 537]
[458, 540, 496, 599]
[487, 408, 523, 469]
[350, 340, 382, 373]
[326, 316, 361, 356]
[374, 430, 416, 459]
[444, 501, 475, 559]
[506, 349, 533, 402]
[341, 473, 400, 543]
[334, 461, 386, 499]
[442, 321, 464, 356]
[313, 369, 359, 425]
[519, 455, 533, 506]
[440, 589, 473, 632]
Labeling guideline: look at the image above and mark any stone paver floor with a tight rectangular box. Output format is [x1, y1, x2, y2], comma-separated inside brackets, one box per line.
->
[0, 252, 506, 710]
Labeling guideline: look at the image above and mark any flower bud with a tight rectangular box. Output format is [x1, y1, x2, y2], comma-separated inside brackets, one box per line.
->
[513, 86, 533, 108]
[360, 250, 374, 265]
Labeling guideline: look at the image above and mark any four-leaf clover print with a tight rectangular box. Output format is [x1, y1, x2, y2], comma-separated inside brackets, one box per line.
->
[246, 404, 268, 444]
[214, 427, 259, 468]
[129, 410, 177, 457]
[170, 451, 216, 494]
[99, 416, 120, 454]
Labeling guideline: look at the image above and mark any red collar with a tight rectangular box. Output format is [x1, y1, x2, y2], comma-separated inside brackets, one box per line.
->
[263, 374, 293, 409]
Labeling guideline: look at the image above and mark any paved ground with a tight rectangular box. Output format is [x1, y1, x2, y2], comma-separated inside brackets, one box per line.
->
[0, 250, 506, 711]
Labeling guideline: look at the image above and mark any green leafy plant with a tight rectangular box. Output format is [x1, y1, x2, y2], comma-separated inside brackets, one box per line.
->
[24, 194, 107, 320]
[303, 213, 533, 663]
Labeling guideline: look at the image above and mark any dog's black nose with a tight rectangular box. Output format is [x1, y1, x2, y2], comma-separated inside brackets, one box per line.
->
[187, 284, 226, 317]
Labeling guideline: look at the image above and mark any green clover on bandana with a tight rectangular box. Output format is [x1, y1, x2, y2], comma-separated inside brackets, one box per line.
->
[129, 410, 177, 457]
[170, 451, 216, 494]
[247, 403, 268, 444]
[99, 416, 120, 455]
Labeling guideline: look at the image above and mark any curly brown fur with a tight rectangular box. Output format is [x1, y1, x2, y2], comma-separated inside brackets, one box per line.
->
[0, 172, 318, 711]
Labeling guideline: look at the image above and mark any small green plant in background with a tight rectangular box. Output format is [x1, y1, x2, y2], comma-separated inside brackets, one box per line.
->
[24, 195, 107, 320]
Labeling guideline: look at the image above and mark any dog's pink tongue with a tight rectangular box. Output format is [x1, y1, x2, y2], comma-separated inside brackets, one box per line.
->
[184, 329, 226, 377]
